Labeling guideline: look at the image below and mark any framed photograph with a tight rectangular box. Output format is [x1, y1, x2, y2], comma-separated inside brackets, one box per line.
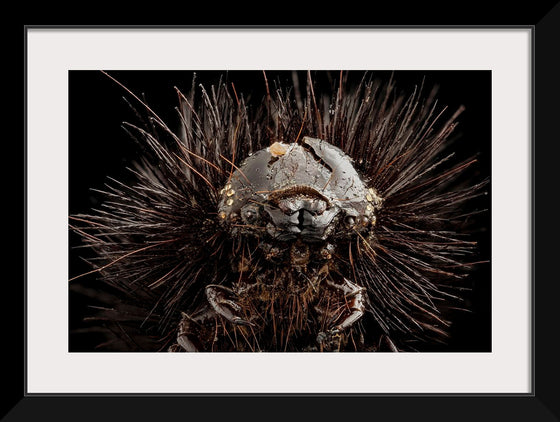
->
[20, 21, 553, 421]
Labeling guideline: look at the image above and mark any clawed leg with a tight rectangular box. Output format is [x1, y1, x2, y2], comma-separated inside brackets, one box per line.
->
[325, 277, 365, 333]
[205, 284, 255, 327]
[176, 312, 200, 352]
[170, 310, 213, 352]
[316, 277, 366, 350]
[170, 285, 255, 352]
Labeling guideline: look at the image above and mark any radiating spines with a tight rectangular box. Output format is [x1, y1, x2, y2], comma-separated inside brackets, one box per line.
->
[71, 71, 486, 351]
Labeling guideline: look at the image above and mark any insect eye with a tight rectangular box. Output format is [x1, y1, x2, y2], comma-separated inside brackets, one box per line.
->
[344, 215, 356, 227]
[241, 205, 260, 224]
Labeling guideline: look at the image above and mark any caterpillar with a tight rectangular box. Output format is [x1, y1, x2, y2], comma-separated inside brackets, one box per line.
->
[69, 70, 490, 352]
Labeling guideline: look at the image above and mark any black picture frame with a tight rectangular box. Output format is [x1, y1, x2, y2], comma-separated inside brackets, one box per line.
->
[16, 16, 557, 421]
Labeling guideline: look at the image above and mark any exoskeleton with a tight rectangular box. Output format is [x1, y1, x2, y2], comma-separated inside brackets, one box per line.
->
[170, 137, 382, 352]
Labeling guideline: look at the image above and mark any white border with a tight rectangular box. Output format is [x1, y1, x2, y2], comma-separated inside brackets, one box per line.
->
[26, 28, 532, 394]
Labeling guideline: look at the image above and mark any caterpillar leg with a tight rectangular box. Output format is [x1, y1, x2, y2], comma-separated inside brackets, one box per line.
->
[205, 284, 255, 327]
[316, 277, 366, 351]
[170, 311, 213, 352]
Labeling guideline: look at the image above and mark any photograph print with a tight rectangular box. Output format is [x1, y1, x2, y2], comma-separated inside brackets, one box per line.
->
[68, 70, 491, 353]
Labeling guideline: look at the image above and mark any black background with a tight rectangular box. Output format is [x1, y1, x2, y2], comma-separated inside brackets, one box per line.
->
[68, 69, 492, 353]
